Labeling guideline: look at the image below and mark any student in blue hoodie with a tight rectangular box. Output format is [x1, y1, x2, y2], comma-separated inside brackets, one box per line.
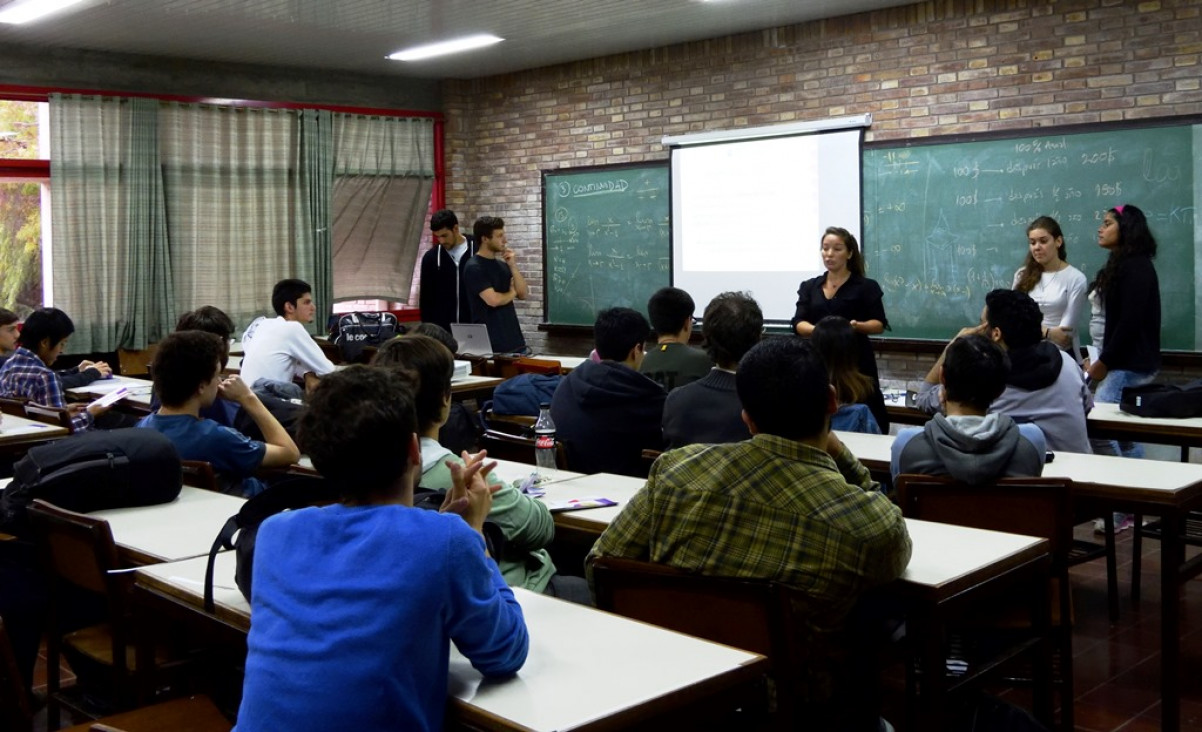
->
[893, 334, 1046, 485]
[551, 307, 666, 477]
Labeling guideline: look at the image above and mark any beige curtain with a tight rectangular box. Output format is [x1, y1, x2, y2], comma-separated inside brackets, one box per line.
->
[331, 114, 434, 303]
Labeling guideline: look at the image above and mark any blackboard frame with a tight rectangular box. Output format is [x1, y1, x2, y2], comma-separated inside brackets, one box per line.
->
[541, 160, 672, 327]
[862, 113, 1202, 351]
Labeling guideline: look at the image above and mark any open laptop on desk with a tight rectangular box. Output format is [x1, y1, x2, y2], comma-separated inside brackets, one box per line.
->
[451, 323, 495, 357]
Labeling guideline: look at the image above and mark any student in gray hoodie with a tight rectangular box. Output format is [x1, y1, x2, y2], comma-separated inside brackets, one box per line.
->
[917, 289, 1092, 454]
[894, 334, 1046, 485]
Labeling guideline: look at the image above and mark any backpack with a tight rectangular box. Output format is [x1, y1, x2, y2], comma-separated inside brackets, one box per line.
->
[491, 373, 562, 416]
[1119, 380, 1202, 418]
[0, 429, 182, 536]
[333, 312, 401, 363]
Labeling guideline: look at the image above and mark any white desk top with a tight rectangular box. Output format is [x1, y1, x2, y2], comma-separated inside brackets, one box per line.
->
[901, 518, 1046, 594]
[90, 486, 246, 564]
[836, 430, 1202, 502]
[1087, 401, 1202, 432]
[489, 458, 585, 487]
[0, 413, 70, 442]
[537, 354, 589, 370]
[536, 472, 646, 528]
[72, 375, 153, 396]
[137, 553, 764, 732]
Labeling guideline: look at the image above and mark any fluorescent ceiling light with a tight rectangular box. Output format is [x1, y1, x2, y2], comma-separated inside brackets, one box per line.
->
[0, 0, 87, 24]
[388, 34, 503, 62]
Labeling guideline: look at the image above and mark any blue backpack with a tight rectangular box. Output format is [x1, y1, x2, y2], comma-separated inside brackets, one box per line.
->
[491, 373, 562, 416]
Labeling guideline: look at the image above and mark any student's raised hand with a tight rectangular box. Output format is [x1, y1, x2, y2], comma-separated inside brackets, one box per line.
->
[441, 452, 500, 533]
[218, 375, 254, 403]
[954, 323, 985, 341]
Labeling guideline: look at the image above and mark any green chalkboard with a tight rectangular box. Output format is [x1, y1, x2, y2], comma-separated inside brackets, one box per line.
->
[543, 163, 671, 326]
[863, 123, 1201, 350]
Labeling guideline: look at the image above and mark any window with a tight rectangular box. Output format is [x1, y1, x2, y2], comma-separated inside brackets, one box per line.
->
[0, 99, 50, 314]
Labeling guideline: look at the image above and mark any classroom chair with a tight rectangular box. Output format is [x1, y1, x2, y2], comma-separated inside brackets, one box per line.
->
[61, 694, 231, 732]
[479, 429, 568, 469]
[0, 617, 33, 732]
[0, 396, 28, 417]
[591, 556, 872, 731]
[180, 461, 219, 493]
[895, 475, 1072, 732]
[513, 357, 563, 376]
[27, 500, 180, 728]
[1129, 510, 1202, 603]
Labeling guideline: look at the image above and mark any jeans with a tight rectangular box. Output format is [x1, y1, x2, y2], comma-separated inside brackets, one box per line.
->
[1091, 368, 1157, 458]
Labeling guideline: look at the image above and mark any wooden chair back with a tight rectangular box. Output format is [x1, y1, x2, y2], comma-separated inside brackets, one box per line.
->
[0, 396, 27, 417]
[0, 617, 32, 732]
[591, 556, 810, 728]
[514, 357, 563, 376]
[23, 403, 76, 432]
[181, 460, 219, 492]
[480, 429, 568, 469]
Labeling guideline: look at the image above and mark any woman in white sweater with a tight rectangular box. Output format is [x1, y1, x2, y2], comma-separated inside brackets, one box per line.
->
[1012, 216, 1088, 360]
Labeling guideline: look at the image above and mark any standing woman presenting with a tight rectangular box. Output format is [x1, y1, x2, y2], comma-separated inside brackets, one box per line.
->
[1087, 204, 1162, 457]
[792, 226, 890, 432]
[1013, 216, 1088, 357]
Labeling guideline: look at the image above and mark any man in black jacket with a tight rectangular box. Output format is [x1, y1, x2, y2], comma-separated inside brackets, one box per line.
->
[418, 209, 476, 334]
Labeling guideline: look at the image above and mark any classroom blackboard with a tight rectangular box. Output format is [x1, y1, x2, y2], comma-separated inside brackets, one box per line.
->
[863, 122, 1201, 350]
[543, 163, 671, 326]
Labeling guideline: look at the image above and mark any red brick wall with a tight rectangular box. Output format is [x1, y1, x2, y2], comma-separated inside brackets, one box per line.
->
[441, 0, 1202, 370]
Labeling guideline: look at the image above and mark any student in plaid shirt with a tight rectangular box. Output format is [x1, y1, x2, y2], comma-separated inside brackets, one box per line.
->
[588, 337, 911, 728]
[0, 308, 116, 432]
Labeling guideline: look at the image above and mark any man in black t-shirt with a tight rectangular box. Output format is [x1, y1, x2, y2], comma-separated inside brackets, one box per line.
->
[463, 216, 529, 354]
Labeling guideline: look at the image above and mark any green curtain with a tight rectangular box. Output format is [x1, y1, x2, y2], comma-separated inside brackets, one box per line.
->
[120, 97, 176, 349]
[297, 108, 334, 334]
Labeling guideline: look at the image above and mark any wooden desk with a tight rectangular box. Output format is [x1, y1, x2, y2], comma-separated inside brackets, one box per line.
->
[536, 472, 646, 536]
[134, 553, 768, 731]
[451, 373, 503, 401]
[0, 412, 71, 451]
[66, 375, 155, 416]
[89, 486, 246, 565]
[837, 429, 1202, 731]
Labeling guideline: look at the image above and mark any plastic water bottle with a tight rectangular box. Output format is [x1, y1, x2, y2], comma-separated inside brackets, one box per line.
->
[534, 402, 557, 472]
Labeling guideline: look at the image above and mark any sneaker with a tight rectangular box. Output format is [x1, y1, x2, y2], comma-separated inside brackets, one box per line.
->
[1115, 513, 1135, 533]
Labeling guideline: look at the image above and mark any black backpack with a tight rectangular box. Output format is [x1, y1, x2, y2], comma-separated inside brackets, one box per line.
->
[333, 312, 401, 363]
[1120, 380, 1202, 418]
[0, 429, 182, 535]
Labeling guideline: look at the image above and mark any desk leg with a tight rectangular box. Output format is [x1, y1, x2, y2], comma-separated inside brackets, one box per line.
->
[916, 614, 947, 732]
[1161, 510, 1183, 732]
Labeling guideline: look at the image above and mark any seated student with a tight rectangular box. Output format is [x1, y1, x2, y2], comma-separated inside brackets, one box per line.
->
[589, 338, 911, 728]
[0, 307, 113, 390]
[407, 322, 479, 455]
[661, 291, 762, 449]
[639, 286, 712, 391]
[551, 307, 666, 477]
[917, 289, 1091, 454]
[812, 316, 882, 435]
[148, 306, 241, 427]
[892, 334, 1047, 485]
[0, 308, 117, 432]
[137, 331, 299, 497]
[239, 278, 335, 399]
[373, 335, 589, 604]
[235, 366, 528, 731]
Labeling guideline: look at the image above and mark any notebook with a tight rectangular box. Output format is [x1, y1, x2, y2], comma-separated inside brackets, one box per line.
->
[451, 323, 495, 357]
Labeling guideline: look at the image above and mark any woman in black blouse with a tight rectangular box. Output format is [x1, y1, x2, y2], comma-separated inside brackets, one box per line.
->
[791, 226, 890, 431]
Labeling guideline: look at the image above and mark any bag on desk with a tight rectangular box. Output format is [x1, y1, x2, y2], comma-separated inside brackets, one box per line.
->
[333, 311, 401, 363]
[0, 429, 182, 535]
[1119, 380, 1202, 418]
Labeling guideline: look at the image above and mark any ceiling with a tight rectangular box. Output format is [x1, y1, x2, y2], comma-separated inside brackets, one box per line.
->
[0, 0, 913, 81]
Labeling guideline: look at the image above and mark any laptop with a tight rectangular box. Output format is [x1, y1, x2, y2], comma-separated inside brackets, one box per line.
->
[451, 323, 495, 357]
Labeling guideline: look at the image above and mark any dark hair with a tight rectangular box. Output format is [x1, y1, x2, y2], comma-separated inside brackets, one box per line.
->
[271, 279, 312, 317]
[702, 292, 762, 369]
[176, 306, 235, 368]
[372, 335, 454, 434]
[298, 365, 417, 502]
[823, 227, 865, 278]
[594, 307, 651, 361]
[1015, 216, 1067, 293]
[984, 288, 1043, 350]
[151, 330, 224, 407]
[0, 308, 17, 328]
[410, 322, 458, 354]
[430, 209, 459, 232]
[17, 308, 74, 351]
[736, 338, 830, 440]
[942, 334, 1011, 411]
[473, 216, 505, 242]
[812, 316, 874, 405]
[1090, 204, 1158, 298]
[646, 287, 695, 336]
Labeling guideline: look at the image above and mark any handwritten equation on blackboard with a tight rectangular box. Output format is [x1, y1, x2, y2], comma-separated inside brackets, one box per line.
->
[544, 165, 671, 326]
[862, 125, 1195, 347]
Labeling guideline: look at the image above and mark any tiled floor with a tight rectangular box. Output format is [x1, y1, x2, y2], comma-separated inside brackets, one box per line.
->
[25, 522, 1202, 731]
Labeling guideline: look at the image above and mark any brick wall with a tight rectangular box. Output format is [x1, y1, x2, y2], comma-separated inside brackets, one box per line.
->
[441, 0, 1202, 381]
